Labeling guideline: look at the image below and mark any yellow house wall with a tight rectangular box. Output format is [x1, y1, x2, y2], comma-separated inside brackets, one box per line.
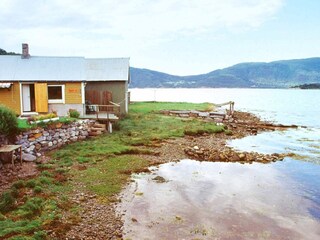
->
[65, 82, 82, 104]
[0, 82, 21, 114]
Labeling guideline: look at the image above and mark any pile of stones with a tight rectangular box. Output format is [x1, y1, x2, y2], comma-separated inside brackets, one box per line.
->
[184, 145, 289, 164]
[160, 109, 233, 123]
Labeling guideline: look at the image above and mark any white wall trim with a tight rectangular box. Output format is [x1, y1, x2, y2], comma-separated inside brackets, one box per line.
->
[48, 84, 65, 104]
[19, 82, 23, 115]
[81, 82, 85, 104]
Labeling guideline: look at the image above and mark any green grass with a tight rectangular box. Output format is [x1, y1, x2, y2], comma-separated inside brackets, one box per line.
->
[1, 102, 227, 238]
[73, 155, 149, 197]
[129, 101, 214, 114]
[17, 119, 31, 129]
[17, 117, 76, 130]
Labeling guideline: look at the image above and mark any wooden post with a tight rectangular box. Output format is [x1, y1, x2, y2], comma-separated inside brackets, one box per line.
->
[12, 150, 14, 167]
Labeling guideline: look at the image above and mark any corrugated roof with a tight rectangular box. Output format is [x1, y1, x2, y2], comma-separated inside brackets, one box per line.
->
[86, 58, 130, 81]
[0, 55, 129, 81]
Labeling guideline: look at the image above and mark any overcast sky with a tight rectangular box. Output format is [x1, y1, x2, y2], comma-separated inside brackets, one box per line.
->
[1, 0, 320, 75]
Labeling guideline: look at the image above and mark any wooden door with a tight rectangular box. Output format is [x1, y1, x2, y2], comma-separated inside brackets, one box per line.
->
[35, 83, 48, 113]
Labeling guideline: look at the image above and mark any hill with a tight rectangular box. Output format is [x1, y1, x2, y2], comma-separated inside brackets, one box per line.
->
[130, 58, 320, 88]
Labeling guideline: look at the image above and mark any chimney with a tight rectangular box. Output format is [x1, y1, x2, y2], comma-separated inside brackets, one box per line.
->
[21, 43, 30, 59]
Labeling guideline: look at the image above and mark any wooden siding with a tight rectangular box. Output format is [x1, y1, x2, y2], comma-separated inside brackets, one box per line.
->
[85, 81, 127, 115]
[65, 82, 82, 104]
[35, 83, 48, 113]
[0, 83, 21, 114]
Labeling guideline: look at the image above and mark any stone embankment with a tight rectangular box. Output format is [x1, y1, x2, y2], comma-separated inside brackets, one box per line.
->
[160, 109, 230, 123]
[14, 120, 96, 162]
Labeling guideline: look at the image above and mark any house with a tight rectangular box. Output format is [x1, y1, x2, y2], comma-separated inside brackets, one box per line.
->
[0, 44, 130, 118]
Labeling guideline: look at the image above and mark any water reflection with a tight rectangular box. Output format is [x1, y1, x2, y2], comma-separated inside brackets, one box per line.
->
[120, 160, 320, 240]
[228, 128, 320, 165]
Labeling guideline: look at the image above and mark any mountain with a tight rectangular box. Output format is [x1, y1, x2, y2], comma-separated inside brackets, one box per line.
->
[130, 58, 320, 88]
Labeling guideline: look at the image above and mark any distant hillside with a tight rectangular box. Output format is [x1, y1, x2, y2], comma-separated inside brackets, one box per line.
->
[130, 58, 320, 88]
[292, 83, 320, 89]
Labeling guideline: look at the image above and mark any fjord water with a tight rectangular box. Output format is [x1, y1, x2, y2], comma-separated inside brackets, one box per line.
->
[120, 88, 320, 239]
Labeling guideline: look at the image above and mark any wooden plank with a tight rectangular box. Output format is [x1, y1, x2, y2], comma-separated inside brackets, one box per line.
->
[0, 145, 21, 152]
[35, 83, 48, 113]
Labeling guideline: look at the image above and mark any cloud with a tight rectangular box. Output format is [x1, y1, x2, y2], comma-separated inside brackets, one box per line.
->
[0, 0, 284, 70]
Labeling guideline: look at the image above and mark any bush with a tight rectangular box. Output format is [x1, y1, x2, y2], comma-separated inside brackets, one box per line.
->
[0, 105, 19, 138]
[31, 113, 57, 122]
[69, 109, 80, 118]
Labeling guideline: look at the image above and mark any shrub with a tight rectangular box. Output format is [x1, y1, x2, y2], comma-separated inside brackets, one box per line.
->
[0, 105, 19, 138]
[69, 109, 80, 118]
[32, 113, 57, 122]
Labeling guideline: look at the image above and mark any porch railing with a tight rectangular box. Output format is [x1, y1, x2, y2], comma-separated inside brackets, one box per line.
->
[83, 102, 120, 120]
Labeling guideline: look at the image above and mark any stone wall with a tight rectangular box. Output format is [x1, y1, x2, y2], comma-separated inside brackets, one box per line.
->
[13, 120, 96, 162]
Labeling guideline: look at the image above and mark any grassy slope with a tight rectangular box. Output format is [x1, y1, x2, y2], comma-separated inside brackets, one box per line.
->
[0, 102, 225, 239]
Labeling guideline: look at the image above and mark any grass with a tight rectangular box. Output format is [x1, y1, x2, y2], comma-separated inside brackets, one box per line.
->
[1, 101, 227, 238]
[73, 155, 149, 198]
[17, 117, 76, 130]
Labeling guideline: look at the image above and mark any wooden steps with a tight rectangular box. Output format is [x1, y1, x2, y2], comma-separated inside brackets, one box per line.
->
[89, 123, 107, 136]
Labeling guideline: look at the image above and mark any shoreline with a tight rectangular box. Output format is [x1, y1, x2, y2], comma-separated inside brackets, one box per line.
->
[64, 110, 298, 239]
[0, 105, 297, 239]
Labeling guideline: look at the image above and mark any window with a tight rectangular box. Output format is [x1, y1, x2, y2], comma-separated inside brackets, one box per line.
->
[48, 85, 65, 103]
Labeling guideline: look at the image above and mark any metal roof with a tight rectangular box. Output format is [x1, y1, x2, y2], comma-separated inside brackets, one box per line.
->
[0, 55, 129, 82]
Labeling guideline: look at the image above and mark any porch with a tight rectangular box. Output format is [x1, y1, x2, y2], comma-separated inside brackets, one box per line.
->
[81, 103, 120, 121]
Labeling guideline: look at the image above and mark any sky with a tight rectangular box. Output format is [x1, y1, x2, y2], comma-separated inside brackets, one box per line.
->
[1, 0, 320, 75]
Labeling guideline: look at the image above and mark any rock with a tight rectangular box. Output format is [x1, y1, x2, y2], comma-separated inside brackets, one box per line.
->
[43, 131, 50, 137]
[238, 153, 246, 160]
[34, 133, 43, 139]
[152, 176, 167, 183]
[48, 142, 53, 147]
[193, 146, 199, 150]
[22, 153, 37, 162]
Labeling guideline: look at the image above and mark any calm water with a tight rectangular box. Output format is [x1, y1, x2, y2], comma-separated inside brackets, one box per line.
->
[119, 88, 320, 239]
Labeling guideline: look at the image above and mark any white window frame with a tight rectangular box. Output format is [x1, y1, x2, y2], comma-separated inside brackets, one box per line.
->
[48, 84, 65, 104]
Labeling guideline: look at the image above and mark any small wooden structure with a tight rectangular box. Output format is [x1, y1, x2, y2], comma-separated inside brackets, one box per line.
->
[82, 102, 120, 121]
[213, 101, 235, 116]
[0, 145, 22, 167]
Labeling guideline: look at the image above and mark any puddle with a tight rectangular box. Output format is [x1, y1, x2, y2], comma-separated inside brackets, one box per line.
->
[119, 159, 320, 240]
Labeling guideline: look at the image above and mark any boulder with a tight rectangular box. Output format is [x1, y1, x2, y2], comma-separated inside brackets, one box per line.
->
[22, 153, 37, 162]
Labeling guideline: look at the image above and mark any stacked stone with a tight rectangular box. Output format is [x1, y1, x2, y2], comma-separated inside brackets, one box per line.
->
[15, 120, 95, 162]
[160, 110, 232, 123]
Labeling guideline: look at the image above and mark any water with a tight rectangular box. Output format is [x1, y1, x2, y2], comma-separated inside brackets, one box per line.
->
[120, 88, 320, 239]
